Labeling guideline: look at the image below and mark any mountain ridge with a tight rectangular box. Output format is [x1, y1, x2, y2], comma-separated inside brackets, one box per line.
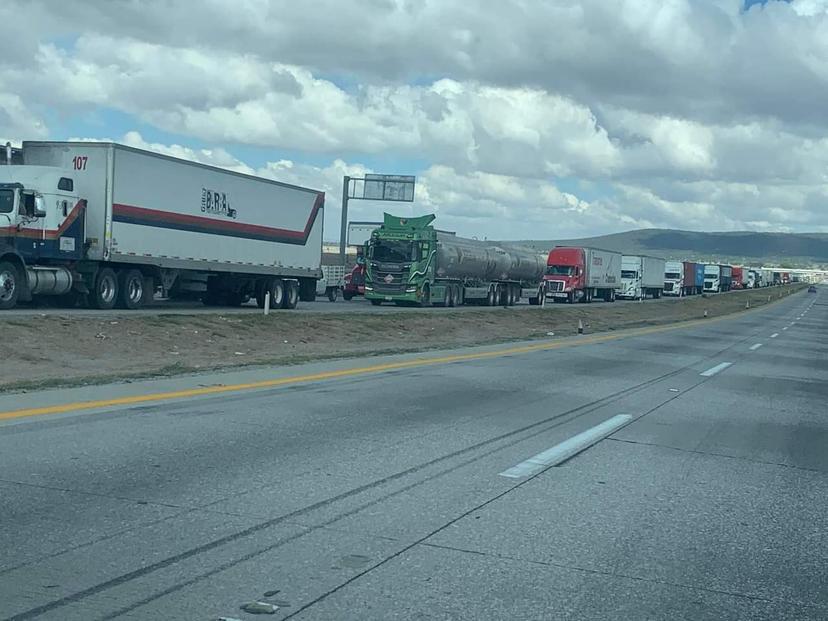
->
[512, 229, 828, 267]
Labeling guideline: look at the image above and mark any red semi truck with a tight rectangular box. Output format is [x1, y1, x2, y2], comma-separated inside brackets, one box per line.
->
[342, 260, 365, 300]
[544, 247, 622, 303]
[731, 266, 749, 289]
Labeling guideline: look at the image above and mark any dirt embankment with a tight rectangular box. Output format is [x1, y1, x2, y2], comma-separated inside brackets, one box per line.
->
[1, 285, 805, 392]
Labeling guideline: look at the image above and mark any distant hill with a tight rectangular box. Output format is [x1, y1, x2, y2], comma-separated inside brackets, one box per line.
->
[513, 229, 828, 267]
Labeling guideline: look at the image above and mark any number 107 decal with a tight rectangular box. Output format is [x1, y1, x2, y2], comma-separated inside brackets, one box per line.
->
[72, 155, 88, 170]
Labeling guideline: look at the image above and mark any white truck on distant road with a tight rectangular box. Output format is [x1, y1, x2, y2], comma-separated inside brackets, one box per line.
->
[619, 255, 666, 299]
[0, 141, 324, 310]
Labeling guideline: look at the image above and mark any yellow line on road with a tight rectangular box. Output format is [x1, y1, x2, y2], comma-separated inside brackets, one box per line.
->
[0, 302, 790, 423]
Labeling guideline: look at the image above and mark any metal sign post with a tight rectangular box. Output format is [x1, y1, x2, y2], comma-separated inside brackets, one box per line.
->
[339, 174, 416, 266]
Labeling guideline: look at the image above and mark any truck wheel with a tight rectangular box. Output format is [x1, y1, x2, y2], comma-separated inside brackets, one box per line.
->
[456, 286, 465, 306]
[507, 287, 516, 306]
[283, 281, 299, 309]
[419, 284, 431, 307]
[370, 299, 382, 306]
[117, 269, 146, 309]
[538, 286, 546, 307]
[486, 286, 496, 306]
[567, 291, 575, 304]
[343, 290, 354, 301]
[452, 285, 462, 306]
[327, 287, 338, 302]
[270, 279, 285, 308]
[90, 267, 118, 310]
[0, 261, 20, 310]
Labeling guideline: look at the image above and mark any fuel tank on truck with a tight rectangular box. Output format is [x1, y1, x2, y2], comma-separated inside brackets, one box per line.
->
[433, 232, 546, 283]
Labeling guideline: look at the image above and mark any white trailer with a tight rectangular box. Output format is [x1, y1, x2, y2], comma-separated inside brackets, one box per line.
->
[0, 141, 324, 310]
[761, 269, 776, 286]
[619, 255, 666, 300]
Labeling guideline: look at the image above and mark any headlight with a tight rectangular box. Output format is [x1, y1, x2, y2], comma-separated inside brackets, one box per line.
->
[406, 287, 416, 293]
[365, 286, 373, 291]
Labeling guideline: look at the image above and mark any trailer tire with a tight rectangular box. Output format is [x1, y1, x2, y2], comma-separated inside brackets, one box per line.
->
[486, 286, 496, 306]
[456, 285, 465, 306]
[270, 279, 285, 308]
[283, 280, 299, 309]
[327, 287, 338, 302]
[90, 267, 118, 310]
[507, 286, 516, 306]
[370, 299, 382, 306]
[0, 260, 21, 310]
[116, 269, 147, 309]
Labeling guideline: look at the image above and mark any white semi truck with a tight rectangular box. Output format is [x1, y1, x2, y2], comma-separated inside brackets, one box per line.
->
[619, 255, 666, 299]
[0, 141, 324, 310]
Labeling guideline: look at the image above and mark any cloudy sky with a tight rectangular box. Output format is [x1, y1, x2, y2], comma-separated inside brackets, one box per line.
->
[2, 0, 827, 240]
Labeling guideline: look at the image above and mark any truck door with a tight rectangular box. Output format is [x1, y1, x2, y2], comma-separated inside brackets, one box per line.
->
[17, 185, 84, 262]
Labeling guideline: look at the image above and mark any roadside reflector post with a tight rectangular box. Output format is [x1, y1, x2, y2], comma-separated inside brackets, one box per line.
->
[577, 318, 584, 334]
[264, 291, 271, 316]
[745, 299, 750, 309]
[704, 309, 708, 318]
[767, 295, 771, 302]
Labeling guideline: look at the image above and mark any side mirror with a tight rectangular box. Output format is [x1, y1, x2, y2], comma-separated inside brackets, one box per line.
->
[34, 195, 46, 218]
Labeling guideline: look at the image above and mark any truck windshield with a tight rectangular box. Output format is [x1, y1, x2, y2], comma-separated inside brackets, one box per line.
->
[369, 240, 417, 262]
[0, 189, 13, 213]
[546, 265, 575, 276]
[665, 272, 681, 279]
[621, 270, 638, 279]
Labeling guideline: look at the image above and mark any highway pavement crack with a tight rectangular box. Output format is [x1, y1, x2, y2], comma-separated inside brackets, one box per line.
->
[607, 437, 826, 474]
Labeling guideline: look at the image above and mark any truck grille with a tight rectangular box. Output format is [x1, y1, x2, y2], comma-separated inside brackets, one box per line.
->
[664, 282, 674, 292]
[370, 267, 409, 294]
[547, 280, 564, 292]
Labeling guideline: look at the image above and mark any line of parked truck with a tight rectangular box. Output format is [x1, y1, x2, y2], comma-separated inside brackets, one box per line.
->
[0, 140, 803, 311]
[353, 213, 792, 307]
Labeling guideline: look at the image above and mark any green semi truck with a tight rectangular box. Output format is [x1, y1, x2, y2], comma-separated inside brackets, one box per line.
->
[364, 213, 547, 307]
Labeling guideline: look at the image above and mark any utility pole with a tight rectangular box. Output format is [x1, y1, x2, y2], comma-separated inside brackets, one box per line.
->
[339, 175, 350, 266]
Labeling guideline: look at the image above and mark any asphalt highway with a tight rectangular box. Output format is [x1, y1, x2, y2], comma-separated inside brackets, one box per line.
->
[0, 287, 825, 620]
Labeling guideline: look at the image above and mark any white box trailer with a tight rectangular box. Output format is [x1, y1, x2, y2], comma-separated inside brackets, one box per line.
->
[619, 255, 666, 299]
[0, 141, 324, 310]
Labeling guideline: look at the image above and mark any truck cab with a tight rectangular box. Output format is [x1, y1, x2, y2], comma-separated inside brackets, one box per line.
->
[364, 214, 434, 305]
[619, 256, 642, 299]
[0, 165, 86, 308]
[663, 260, 683, 296]
[343, 250, 366, 300]
[544, 247, 585, 302]
[703, 264, 720, 293]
